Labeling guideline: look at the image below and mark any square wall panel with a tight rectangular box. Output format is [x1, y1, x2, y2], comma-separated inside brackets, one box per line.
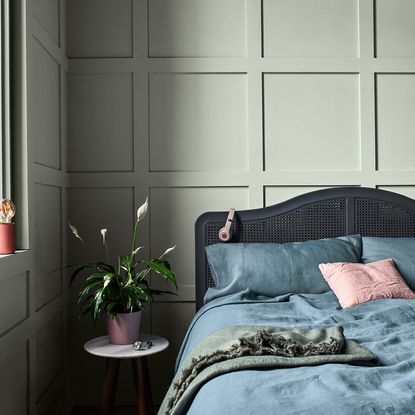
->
[376, 75, 415, 170]
[263, 0, 358, 57]
[149, 73, 248, 172]
[68, 73, 134, 172]
[67, 187, 134, 290]
[32, 37, 61, 170]
[149, 187, 248, 299]
[0, 272, 28, 336]
[149, 0, 246, 57]
[33, 0, 60, 45]
[36, 313, 63, 400]
[0, 344, 28, 415]
[375, 0, 415, 57]
[67, 0, 133, 58]
[265, 186, 328, 206]
[264, 74, 360, 171]
[35, 184, 62, 310]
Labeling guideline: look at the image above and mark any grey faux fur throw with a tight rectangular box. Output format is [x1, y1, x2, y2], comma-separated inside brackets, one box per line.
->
[158, 325, 376, 415]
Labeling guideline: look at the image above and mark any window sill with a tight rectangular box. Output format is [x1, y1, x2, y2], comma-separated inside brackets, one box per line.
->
[0, 249, 27, 259]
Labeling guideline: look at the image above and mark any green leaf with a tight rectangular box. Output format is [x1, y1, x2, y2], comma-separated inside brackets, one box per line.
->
[103, 273, 117, 289]
[143, 259, 177, 289]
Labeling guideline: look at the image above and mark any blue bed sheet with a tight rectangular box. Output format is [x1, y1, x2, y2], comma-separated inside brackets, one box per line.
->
[175, 290, 415, 414]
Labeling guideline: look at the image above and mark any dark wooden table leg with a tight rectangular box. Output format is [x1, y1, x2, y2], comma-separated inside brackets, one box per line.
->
[131, 357, 154, 415]
[101, 358, 121, 415]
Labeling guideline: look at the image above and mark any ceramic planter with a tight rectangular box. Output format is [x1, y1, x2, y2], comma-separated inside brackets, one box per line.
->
[106, 311, 141, 345]
[0, 223, 16, 254]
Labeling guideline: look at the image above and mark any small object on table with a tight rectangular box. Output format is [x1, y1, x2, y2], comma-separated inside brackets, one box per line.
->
[134, 341, 152, 351]
[84, 334, 169, 415]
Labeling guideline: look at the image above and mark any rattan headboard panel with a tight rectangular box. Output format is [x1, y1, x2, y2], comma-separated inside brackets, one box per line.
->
[195, 187, 415, 310]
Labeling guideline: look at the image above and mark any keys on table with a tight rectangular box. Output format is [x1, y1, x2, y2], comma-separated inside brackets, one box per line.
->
[133, 341, 153, 351]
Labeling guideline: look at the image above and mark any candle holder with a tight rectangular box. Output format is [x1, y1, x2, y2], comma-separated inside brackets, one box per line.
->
[0, 199, 16, 254]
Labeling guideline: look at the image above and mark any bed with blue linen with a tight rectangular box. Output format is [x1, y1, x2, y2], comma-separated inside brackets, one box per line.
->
[160, 187, 415, 415]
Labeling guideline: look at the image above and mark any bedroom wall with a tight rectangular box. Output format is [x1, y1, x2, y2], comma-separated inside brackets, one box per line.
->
[65, 0, 415, 407]
[0, 0, 69, 414]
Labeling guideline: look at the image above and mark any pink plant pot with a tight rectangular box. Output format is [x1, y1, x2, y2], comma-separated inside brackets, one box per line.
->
[0, 223, 16, 254]
[106, 311, 141, 345]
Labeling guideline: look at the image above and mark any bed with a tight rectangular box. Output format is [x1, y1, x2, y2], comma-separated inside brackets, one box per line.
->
[161, 187, 415, 415]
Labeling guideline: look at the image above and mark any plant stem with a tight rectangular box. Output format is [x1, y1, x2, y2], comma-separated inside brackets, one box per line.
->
[104, 241, 110, 264]
[131, 219, 139, 260]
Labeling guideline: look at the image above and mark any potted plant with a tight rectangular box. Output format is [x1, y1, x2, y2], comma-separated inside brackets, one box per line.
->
[69, 197, 177, 344]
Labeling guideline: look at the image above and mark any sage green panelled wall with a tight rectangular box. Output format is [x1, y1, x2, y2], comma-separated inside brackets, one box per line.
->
[66, 0, 415, 406]
[0, 0, 69, 414]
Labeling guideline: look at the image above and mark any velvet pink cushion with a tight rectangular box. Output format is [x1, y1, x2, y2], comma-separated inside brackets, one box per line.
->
[319, 258, 415, 308]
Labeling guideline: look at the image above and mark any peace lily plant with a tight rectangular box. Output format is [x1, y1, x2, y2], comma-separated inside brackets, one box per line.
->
[69, 197, 177, 332]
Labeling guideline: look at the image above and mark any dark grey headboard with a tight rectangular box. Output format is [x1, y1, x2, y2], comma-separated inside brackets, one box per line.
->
[195, 187, 415, 310]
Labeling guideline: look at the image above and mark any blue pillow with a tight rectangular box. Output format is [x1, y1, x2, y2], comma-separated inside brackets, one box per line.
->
[362, 237, 415, 291]
[204, 235, 362, 303]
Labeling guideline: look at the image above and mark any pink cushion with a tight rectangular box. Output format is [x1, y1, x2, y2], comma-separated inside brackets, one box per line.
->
[319, 258, 415, 308]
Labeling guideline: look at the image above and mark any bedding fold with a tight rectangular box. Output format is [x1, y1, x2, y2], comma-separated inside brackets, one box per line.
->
[159, 325, 376, 415]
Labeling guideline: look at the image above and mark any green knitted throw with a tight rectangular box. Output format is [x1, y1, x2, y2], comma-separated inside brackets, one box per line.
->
[158, 326, 376, 415]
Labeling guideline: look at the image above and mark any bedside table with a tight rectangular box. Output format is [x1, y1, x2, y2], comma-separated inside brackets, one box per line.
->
[84, 334, 169, 415]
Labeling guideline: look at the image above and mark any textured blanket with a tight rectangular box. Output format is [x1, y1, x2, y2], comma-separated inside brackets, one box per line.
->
[158, 325, 376, 415]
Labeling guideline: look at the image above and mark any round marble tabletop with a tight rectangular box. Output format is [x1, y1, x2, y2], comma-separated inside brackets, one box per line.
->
[84, 334, 169, 359]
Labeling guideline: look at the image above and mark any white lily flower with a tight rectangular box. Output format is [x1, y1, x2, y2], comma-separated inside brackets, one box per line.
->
[161, 244, 176, 257]
[69, 222, 81, 240]
[136, 197, 148, 221]
[132, 246, 143, 256]
[101, 228, 107, 245]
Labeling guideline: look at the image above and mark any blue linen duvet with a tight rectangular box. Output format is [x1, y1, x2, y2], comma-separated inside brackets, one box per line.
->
[174, 290, 415, 415]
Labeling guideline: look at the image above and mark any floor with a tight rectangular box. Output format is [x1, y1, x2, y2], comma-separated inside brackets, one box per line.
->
[72, 407, 137, 415]
[72, 406, 160, 414]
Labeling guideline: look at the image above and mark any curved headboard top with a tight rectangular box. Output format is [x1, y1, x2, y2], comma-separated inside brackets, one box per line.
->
[195, 186, 415, 310]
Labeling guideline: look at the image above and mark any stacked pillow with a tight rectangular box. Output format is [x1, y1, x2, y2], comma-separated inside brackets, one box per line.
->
[205, 235, 415, 307]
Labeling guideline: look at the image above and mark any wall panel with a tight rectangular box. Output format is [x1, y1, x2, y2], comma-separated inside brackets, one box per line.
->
[0, 272, 28, 336]
[375, 0, 415, 57]
[263, 0, 358, 57]
[33, 0, 60, 45]
[0, 343, 28, 415]
[376, 74, 415, 170]
[32, 37, 61, 170]
[34, 184, 62, 310]
[67, 73, 134, 172]
[36, 313, 63, 401]
[148, 0, 247, 57]
[149, 73, 248, 172]
[264, 73, 360, 171]
[66, 0, 133, 58]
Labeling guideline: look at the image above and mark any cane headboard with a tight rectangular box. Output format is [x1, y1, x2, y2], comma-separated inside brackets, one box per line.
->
[195, 187, 415, 310]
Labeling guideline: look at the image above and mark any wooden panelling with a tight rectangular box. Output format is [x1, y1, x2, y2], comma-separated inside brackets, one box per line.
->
[34, 184, 62, 310]
[33, 0, 60, 45]
[149, 73, 248, 172]
[0, 272, 28, 336]
[148, 0, 247, 57]
[264, 73, 360, 171]
[263, 0, 358, 57]
[32, 37, 61, 170]
[36, 313, 63, 401]
[376, 74, 415, 170]
[0, 343, 28, 415]
[375, 0, 415, 57]
[67, 73, 134, 172]
[66, 0, 133, 58]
